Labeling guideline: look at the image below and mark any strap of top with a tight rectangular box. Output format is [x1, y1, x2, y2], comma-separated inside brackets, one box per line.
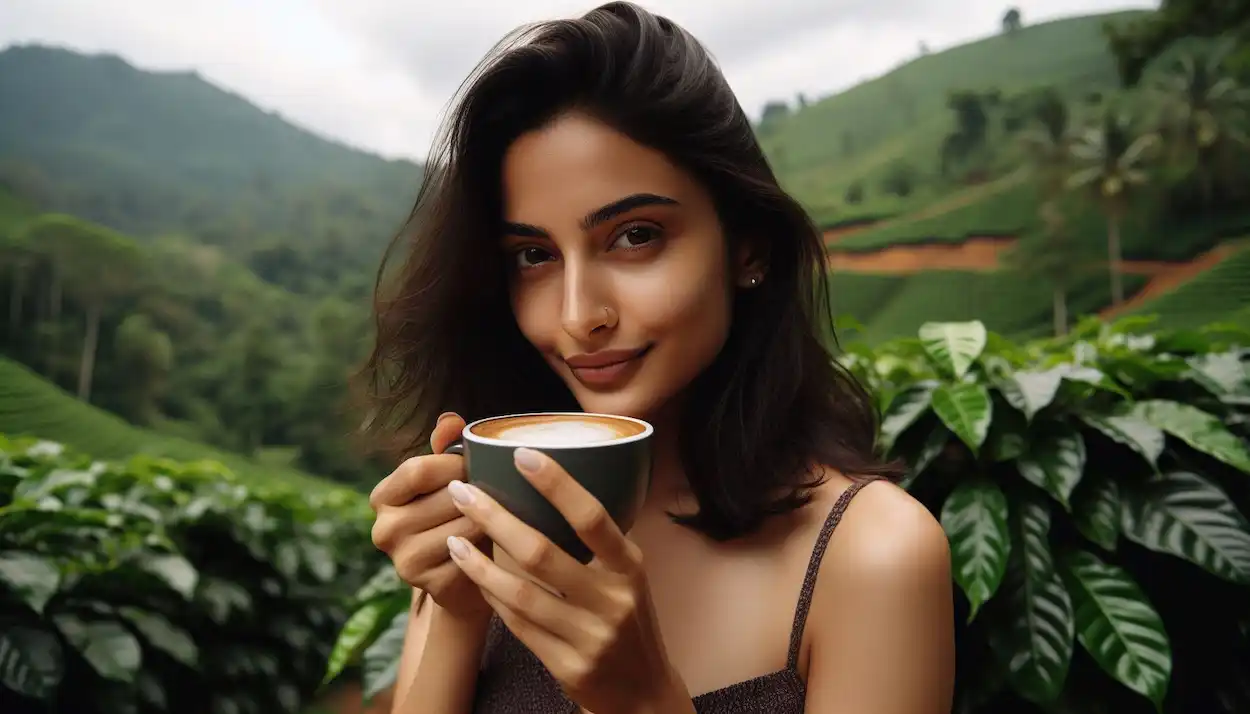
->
[784, 477, 878, 670]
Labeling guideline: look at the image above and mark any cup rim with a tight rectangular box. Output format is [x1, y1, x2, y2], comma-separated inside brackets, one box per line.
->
[461, 412, 654, 449]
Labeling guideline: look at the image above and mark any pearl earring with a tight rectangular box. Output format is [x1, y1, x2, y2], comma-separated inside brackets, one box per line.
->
[748, 276, 759, 287]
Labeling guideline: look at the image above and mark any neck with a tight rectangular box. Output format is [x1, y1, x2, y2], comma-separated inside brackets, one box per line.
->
[641, 401, 693, 514]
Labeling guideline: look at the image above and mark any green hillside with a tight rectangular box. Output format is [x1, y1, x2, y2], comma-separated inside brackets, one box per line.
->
[0, 355, 342, 491]
[763, 11, 1148, 222]
[1124, 241, 1250, 329]
[0, 45, 420, 294]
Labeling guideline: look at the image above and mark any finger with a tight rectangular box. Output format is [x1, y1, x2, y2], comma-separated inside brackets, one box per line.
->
[370, 453, 467, 508]
[448, 535, 592, 646]
[512, 448, 637, 573]
[391, 515, 483, 577]
[481, 589, 586, 680]
[374, 486, 460, 540]
[431, 412, 466, 455]
[446, 480, 590, 597]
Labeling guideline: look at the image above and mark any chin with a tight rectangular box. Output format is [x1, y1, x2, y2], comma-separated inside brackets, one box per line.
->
[568, 386, 669, 422]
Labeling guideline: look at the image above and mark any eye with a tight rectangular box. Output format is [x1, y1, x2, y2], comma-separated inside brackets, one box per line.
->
[610, 224, 662, 251]
[514, 246, 555, 269]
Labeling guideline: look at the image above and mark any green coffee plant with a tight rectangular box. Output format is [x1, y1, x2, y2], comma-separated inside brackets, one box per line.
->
[0, 438, 383, 714]
[844, 315, 1250, 714]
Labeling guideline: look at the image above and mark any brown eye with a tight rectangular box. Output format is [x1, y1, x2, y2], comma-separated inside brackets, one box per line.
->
[611, 225, 661, 251]
[515, 246, 555, 269]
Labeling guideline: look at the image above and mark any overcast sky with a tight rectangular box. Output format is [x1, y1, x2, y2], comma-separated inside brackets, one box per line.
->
[1, 0, 1152, 162]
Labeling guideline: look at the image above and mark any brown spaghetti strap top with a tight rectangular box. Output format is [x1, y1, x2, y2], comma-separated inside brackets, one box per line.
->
[471, 478, 878, 714]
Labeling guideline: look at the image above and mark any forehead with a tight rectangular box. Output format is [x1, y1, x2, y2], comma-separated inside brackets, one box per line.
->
[500, 111, 705, 221]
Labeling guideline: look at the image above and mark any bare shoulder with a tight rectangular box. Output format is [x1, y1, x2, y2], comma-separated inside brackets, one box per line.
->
[800, 474, 956, 712]
[818, 476, 950, 582]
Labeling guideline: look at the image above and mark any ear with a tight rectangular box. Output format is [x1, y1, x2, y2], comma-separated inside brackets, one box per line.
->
[732, 238, 768, 289]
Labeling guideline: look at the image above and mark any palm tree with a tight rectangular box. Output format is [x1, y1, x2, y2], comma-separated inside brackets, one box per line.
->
[1151, 38, 1250, 216]
[1019, 90, 1077, 335]
[1067, 106, 1160, 306]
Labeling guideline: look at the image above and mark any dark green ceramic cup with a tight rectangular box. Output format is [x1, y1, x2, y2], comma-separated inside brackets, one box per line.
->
[446, 412, 653, 563]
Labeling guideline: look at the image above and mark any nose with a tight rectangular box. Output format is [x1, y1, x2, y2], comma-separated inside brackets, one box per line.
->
[560, 259, 613, 340]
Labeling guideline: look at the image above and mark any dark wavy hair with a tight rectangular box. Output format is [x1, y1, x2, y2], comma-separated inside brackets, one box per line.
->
[362, 1, 902, 540]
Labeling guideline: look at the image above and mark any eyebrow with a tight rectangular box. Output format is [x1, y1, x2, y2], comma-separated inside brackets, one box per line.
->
[501, 192, 680, 238]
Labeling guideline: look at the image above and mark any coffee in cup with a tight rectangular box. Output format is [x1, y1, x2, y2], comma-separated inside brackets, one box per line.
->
[448, 412, 652, 563]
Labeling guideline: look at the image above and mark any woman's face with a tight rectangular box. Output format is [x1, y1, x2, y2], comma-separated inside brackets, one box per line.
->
[500, 111, 755, 421]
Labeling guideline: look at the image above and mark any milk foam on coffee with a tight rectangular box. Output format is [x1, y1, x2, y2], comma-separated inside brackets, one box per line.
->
[493, 420, 624, 446]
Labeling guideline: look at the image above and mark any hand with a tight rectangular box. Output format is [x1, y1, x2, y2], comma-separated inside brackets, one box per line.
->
[444, 447, 693, 714]
[369, 412, 491, 620]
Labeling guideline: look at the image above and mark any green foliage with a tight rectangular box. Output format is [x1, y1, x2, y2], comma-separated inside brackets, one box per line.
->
[0, 436, 381, 713]
[842, 315, 1250, 713]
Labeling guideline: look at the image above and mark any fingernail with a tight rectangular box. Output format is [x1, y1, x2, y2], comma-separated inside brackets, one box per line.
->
[447, 479, 475, 507]
[447, 535, 469, 560]
[514, 447, 543, 473]
[436, 412, 455, 425]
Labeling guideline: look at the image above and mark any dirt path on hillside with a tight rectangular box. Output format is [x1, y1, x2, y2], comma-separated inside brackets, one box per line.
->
[1099, 243, 1242, 319]
[827, 236, 1015, 272]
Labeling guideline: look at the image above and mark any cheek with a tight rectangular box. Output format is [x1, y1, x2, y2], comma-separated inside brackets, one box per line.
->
[510, 281, 561, 352]
[630, 238, 733, 354]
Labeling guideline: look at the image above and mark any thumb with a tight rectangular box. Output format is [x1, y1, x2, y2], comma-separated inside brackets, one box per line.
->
[431, 412, 466, 455]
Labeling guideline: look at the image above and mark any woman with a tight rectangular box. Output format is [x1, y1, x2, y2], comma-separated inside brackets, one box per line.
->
[364, 3, 955, 713]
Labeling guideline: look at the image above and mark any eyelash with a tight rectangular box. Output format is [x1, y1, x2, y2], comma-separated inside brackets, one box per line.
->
[511, 221, 664, 271]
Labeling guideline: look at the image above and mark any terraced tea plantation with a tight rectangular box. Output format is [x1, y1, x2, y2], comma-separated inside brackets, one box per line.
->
[0, 357, 339, 491]
[1126, 243, 1250, 329]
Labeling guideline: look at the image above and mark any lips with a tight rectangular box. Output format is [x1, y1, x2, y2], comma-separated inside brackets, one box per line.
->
[564, 346, 652, 386]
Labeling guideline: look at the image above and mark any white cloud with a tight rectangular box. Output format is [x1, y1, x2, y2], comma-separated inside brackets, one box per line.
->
[1, 0, 1155, 161]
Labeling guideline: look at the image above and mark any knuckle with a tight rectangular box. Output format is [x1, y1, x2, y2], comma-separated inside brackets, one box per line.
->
[560, 658, 592, 693]
[512, 580, 539, 611]
[370, 513, 397, 552]
[517, 539, 553, 572]
[395, 547, 433, 587]
[573, 504, 609, 536]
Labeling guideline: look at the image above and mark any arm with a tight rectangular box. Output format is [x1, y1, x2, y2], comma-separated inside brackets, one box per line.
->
[391, 588, 492, 714]
[804, 483, 956, 714]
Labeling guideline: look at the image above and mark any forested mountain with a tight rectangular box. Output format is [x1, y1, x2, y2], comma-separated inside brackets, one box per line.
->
[0, 45, 421, 296]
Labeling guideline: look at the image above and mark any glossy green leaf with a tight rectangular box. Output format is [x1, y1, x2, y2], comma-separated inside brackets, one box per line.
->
[919, 320, 987, 379]
[1072, 475, 1121, 551]
[1017, 423, 1086, 511]
[138, 553, 198, 600]
[1184, 352, 1247, 396]
[932, 383, 993, 454]
[879, 381, 937, 452]
[985, 402, 1028, 462]
[54, 615, 142, 683]
[941, 477, 1010, 620]
[902, 424, 947, 489]
[1120, 471, 1250, 584]
[119, 607, 198, 667]
[0, 626, 64, 701]
[999, 369, 1063, 421]
[1133, 400, 1250, 474]
[1060, 550, 1171, 710]
[997, 493, 1074, 703]
[354, 564, 406, 604]
[1080, 412, 1165, 468]
[0, 551, 61, 613]
[323, 592, 410, 686]
[362, 608, 409, 701]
